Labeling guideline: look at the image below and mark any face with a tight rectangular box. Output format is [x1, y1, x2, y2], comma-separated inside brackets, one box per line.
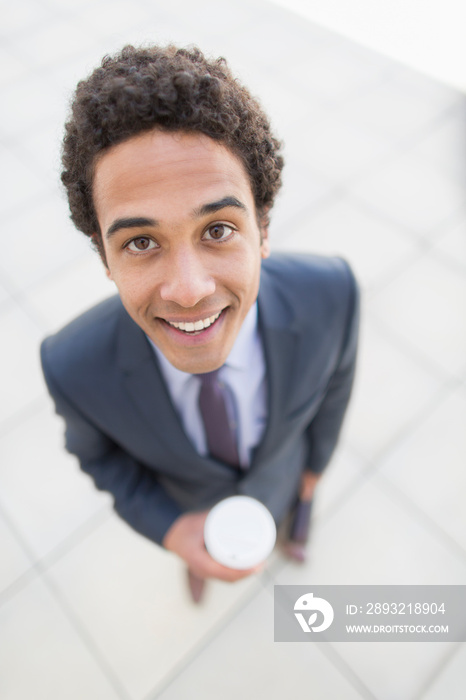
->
[93, 129, 270, 374]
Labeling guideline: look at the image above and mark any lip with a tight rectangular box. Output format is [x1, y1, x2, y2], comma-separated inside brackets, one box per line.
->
[157, 307, 228, 347]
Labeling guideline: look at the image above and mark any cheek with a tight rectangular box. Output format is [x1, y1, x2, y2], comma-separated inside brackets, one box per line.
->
[108, 265, 155, 307]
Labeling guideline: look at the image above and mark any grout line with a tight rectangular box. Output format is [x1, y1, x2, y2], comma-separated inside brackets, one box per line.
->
[0, 502, 112, 609]
[0, 395, 47, 439]
[346, 187, 466, 246]
[414, 641, 466, 700]
[313, 380, 466, 568]
[373, 473, 466, 567]
[42, 570, 133, 700]
[0, 499, 130, 699]
[144, 578, 266, 699]
[362, 311, 457, 385]
[0, 188, 56, 226]
[313, 462, 374, 528]
[267, 580, 378, 700]
[353, 376, 460, 473]
[271, 184, 348, 239]
[39, 506, 114, 571]
[314, 641, 378, 700]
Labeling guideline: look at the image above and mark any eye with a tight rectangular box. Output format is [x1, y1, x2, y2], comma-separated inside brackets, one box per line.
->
[126, 237, 158, 253]
[203, 223, 235, 242]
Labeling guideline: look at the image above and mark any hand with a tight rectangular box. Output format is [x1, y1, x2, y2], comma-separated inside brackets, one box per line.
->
[162, 510, 262, 582]
[299, 471, 321, 501]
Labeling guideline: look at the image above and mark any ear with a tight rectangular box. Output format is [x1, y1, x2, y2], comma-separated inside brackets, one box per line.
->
[91, 232, 111, 273]
[260, 227, 270, 259]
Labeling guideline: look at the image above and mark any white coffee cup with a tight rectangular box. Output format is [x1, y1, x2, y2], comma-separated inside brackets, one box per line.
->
[204, 495, 277, 570]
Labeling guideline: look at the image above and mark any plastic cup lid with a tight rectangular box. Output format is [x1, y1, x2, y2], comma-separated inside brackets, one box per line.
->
[204, 495, 277, 570]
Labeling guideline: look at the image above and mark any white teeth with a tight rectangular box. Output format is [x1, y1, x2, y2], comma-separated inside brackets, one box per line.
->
[166, 311, 222, 332]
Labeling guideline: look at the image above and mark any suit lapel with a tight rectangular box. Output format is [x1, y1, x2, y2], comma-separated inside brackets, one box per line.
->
[115, 307, 200, 464]
[251, 264, 300, 465]
[114, 306, 237, 481]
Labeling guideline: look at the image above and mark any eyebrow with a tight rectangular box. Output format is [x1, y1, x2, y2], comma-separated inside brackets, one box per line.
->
[193, 196, 247, 218]
[106, 216, 157, 238]
[105, 196, 247, 239]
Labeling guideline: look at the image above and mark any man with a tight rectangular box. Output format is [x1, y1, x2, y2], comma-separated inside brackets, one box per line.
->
[41, 45, 359, 601]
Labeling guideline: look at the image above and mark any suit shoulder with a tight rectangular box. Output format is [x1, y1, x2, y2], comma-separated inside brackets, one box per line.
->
[261, 252, 358, 314]
[40, 295, 123, 385]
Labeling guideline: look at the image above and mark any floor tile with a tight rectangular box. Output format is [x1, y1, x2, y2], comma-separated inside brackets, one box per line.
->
[0, 508, 31, 596]
[118, 17, 207, 56]
[274, 472, 466, 699]
[18, 121, 63, 185]
[0, 302, 45, 424]
[431, 216, 466, 272]
[311, 446, 367, 522]
[0, 46, 30, 87]
[281, 40, 391, 105]
[0, 144, 49, 217]
[27, 253, 115, 333]
[341, 321, 444, 462]
[272, 194, 419, 291]
[72, 0, 150, 40]
[155, 586, 366, 700]
[388, 63, 462, 110]
[48, 515, 261, 699]
[275, 470, 466, 700]
[0, 194, 90, 291]
[331, 640, 456, 700]
[349, 152, 466, 237]
[275, 474, 466, 587]
[252, 73, 330, 134]
[0, 277, 10, 305]
[0, 576, 121, 700]
[269, 156, 337, 235]
[0, 0, 50, 36]
[412, 100, 466, 183]
[13, 18, 99, 69]
[421, 643, 466, 700]
[44, 0, 94, 11]
[227, 15, 325, 73]
[0, 397, 111, 560]
[367, 251, 466, 377]
[340, 73, 456, 142]
[378, 386, 466, 554]
[286, 111, 391, 182]
[0, 74, 66, 139]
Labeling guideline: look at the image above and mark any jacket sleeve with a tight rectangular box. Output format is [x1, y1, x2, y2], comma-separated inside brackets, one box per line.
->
[304, 263, 360, 474]
[40, 343, 183, 546]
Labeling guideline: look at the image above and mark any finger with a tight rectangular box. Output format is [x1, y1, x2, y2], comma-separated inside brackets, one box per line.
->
[201, 558, 261, 582]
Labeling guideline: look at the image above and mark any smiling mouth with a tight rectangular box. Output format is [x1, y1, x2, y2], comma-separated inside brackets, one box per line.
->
[162, 310, 224, 335]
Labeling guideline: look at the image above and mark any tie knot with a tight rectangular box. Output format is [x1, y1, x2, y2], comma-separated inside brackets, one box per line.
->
[198, 369, 221, 385]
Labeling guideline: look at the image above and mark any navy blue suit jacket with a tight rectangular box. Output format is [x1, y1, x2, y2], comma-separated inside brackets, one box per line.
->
[41, 253, 359, 545]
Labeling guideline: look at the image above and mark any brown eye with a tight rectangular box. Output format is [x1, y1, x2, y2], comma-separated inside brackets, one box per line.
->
[203, 224, 235, 241]
[127, 237, 157, 252]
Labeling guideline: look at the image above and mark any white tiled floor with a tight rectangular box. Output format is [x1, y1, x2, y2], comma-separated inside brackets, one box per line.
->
[1, 1, 465, 699]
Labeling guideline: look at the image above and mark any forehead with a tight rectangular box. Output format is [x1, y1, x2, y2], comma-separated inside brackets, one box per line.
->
[93, 130, 255, 223]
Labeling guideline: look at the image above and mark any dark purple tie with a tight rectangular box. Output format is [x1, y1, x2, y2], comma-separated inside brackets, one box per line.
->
[198, 369, 240, 467]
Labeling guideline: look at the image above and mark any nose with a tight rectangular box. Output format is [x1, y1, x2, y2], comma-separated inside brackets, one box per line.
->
[159, 247, 216, 307]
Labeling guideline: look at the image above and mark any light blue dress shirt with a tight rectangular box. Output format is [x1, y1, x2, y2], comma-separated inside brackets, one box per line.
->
[148, 303, 267, 468]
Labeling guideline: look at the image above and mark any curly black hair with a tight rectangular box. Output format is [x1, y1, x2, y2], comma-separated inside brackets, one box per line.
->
[61, 44, 284, 244]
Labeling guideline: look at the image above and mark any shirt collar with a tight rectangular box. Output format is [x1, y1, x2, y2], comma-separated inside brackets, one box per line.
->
[224, 302, 258, 371]
[147, 302, 259, 386]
